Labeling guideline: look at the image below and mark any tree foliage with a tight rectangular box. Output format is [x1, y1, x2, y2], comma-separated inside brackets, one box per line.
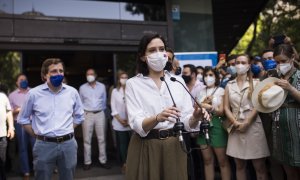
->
[0, 52, 21, 93]
[231, 0, 300, 55]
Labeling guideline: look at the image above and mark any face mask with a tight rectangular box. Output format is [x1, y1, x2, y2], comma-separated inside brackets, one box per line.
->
[87, 75, 95, 83]
[20, 80, 28, 89]
[204, 76, 215, 86]
[164, 61, 173, 71]
[197, 74, 203, 82]
[263, 59, 277, 71]
[50, 75, 64, 87]
[175, 67, 182, 75]
[120, 78, 127, 85]
[278, 62, 292, 75]
[251, 64, 262, 76]
[182, 75, 192, 84]
[236, 64, 249, 75]
[226, 66, 237, 75]
[147, 52, 168, 72]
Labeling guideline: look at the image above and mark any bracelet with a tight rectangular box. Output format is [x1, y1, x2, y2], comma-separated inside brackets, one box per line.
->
[155, 113, 160, 122]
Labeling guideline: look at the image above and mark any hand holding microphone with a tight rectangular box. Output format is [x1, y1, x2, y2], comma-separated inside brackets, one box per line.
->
[155, 107, 181, 123]
[170, 77, 211, 122]
[192, 103, 210, 122]
[170, 76, 211, 144]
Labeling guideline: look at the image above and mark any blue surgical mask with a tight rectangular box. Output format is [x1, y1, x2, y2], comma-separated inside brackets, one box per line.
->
[251, 64, 262, 76]
[263, 59, 277, 71]
[50, 75, 64, 87]
[20, 80, 28, 89]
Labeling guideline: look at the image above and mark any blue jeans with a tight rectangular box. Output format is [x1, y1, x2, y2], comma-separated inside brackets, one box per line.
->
[33, 138, 77, 180]
[15, 123, 35, 174]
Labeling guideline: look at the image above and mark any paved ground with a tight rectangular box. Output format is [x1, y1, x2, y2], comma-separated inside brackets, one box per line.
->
[7, 162, 125, 180]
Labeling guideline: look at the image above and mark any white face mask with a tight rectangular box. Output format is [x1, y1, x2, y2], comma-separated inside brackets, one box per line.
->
[236, 64, 249, 75]
[197, 74, 203, 82]
[120, 78, 127, 85]
[87, 75, 95, 83]
[278, 62, 292, 76]
[146, 52, 168, 72]
[204, 76, 215, 86]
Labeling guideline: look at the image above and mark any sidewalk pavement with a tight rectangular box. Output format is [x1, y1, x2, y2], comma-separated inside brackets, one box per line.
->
[7, 162, 125, 180]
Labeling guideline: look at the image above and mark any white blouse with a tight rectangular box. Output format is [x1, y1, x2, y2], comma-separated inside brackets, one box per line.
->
[110, 88, 131, 131]
[197, 87, 224, 109]
[125, 72, 200, 137]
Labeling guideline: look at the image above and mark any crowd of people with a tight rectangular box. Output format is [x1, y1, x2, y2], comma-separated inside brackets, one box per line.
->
[0, 33, 300, 180]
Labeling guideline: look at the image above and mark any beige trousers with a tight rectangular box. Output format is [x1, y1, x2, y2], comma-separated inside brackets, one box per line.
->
[82, 111, 106, 165]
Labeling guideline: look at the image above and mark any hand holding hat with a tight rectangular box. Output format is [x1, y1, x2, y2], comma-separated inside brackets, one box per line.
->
[275, 79, 293, 91]
[252, 77, 288, 113]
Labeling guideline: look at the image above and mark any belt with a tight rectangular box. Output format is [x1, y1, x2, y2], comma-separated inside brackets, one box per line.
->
[141, 129, 175, 140]
[36, 133, 74, 143]
[85, 110, 102, 114]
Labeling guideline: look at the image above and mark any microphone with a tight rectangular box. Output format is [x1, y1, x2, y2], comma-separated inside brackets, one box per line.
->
[160, 76, 187, 152]
[170, 76, 211, 144]
[170, 77, 202, 108]
[160, 77, 177, 108]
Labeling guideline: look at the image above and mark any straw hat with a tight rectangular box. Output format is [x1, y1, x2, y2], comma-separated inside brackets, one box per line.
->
[252, 77, 287, 113]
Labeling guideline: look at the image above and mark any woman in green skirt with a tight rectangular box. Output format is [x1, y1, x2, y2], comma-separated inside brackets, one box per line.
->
[197, 66, 231, 180]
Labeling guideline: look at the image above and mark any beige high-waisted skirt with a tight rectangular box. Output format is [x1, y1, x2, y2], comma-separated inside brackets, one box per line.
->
[125, 133, 187, 180]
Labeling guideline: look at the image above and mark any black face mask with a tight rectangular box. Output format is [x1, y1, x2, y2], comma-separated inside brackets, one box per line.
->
[182, 75, 192, 84]
[164, 61, 173, 71]
[175, 67, 182, 75]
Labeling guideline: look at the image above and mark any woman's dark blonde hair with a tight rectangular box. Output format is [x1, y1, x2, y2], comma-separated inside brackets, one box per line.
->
[236, 54, 254, 99]
[116, 70, 128, 90]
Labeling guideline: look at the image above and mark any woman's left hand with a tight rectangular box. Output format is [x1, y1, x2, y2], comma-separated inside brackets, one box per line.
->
[275, 79, 293, 91]
[236, 121, 250, 132]
[193, 103, 210, 121]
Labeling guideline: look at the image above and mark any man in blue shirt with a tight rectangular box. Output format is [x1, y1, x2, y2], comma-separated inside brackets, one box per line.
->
[18, 58, 84, 180]
[79, 68, 109, 170]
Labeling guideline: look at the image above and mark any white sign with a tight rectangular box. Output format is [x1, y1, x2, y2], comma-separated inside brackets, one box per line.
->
[174, 52, 218, 68]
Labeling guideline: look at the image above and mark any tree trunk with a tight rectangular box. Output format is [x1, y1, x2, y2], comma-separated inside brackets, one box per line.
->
[246, 19, 258, 54]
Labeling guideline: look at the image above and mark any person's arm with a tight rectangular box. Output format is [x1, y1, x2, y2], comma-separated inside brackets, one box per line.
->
[114, 114, 128, 126]
[22, 124, 35, 137]
[189, 105, 210, 129]
[214, 95, 224, 116]
[141, 115, 160, 133]
[8, 95, 21, 116]
[275, 79, 300, 102]
[224, 85, 239, 126]
[17, 92, 36, 136]
[125, 81, 150, 137]
[143, 106, 184, 132]
[102, 84, 107, 110]
[215, 59, 226, 70]
[73, 91, 84, 128]
[110, 89, 127, 126]
[12, 107, 21, 116]
[289, 87, 300, 102]
[201, 102, 213, 112]
[6, 110, 15, 139]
